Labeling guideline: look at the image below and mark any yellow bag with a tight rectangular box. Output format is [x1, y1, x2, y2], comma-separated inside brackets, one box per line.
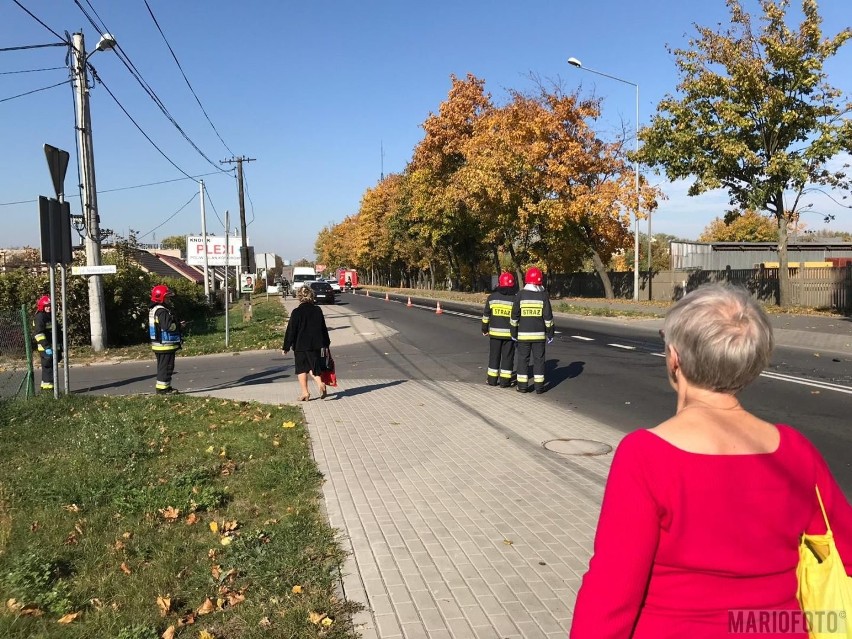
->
[796, 485, 852, 638]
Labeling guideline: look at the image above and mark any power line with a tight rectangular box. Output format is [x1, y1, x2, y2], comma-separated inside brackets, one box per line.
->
[138, 191, 199, 239]
[72, 0, 229, 174]
[9, 0, 67, 42]
[143, 0, 234, 156]
[89, 69, 198, 180]
[0, 65, 65, 74]
[0, 171, 227, 207]
[0, 43, 67, 52]
[203, 183, 225, 228]
[243, 168, 256, 225]
[0, 79, 71, 103]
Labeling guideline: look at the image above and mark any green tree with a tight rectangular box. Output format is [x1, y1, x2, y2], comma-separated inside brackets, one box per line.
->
[159, 235, 186, 252]
[638, 0, 851, 307]
[698, 209, 779, 241]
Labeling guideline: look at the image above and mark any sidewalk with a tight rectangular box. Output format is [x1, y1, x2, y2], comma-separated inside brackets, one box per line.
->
[193, 296, 848, 639]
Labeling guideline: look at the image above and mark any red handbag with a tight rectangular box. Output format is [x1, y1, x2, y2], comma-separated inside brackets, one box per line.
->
[319, 349, 337, 387]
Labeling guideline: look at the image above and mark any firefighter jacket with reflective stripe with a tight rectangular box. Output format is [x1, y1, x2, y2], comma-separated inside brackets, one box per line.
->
[481, 288, 516, 339]
[510, 288, 554, 342]
[149, 304, 182, 352]
[33, 310, 51, 352]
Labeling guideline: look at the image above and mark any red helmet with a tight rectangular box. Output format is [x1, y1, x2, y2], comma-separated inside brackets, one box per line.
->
[498, 272, 515, 288]
[151, 284, 172, 304]
[524, 267, 543, 286]
[37, 295, 51, 312]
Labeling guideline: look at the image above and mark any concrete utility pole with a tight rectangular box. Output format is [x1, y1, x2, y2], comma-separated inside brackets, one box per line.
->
[220, 156, 255, 319]
[71, 32, 108, 350]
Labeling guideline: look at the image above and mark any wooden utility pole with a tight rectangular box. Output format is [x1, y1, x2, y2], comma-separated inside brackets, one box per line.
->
[220, 156, 255, 320]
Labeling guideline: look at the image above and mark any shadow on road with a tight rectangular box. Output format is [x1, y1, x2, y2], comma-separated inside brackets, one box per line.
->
[73, 373, 156, 393]
[323, 379, 407, 400]
[544, 359, 586, 391]
[189, 366, 292, 393]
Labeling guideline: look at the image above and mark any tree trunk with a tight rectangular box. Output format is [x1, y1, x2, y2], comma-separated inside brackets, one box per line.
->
[775, 197, 790, 308]
[492, 246, 501, 275]
[590, 249, 615, 299]
[506, 243, 523, 286]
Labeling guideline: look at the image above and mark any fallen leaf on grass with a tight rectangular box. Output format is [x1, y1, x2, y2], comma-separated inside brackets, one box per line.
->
[308, 611, 326, 625]
[209, 521, 219, 533]
[161, 626, 176, 639]
[282, 421, 296, 429]
[6, 598, 21, 611]
[196, 598, 216, 615]
[63, 504, 80, 513]
[258, 617, 272, 628]
[185, 513, 199, 525]
[222, 520, 239, 532]
[291, 585, 302, 594]
[211, 565, 221, 580]
[120, 562, 132, 575]
[157, 595, 171, 616]
[219, 536, 232, 546]
[57, 612, 81, 623]
[322, 617, 334, 627]
[199, 631, 216, 639]
[159, 506, 180, 521]
[226, 592, 245, 607]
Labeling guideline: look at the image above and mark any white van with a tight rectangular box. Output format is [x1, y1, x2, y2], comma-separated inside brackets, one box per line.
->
[291, 267, 317, 296]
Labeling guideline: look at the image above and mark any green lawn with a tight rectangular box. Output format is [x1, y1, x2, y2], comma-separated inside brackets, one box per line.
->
[0, 394, 359, 638]
[71, 295, 287, 363]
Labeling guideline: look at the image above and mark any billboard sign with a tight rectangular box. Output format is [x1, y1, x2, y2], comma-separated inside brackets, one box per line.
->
[186, 236, 247, 266]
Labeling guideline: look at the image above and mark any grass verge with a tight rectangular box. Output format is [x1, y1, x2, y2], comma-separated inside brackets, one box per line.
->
[70, 295, 287, 363]
[0, 394, 360, 638]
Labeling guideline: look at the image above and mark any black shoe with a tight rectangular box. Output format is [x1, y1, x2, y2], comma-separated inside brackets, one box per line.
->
[535, 387, 546, 394]
[516, 386, 530, 393]
[486, 380, 498, 387]
[156, 387, 177, 395]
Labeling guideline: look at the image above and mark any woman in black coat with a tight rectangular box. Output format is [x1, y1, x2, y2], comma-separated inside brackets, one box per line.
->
[282, 285, 331, 400]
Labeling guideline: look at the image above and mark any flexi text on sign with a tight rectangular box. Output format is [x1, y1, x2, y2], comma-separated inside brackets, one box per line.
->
[186, 236, 247, 266]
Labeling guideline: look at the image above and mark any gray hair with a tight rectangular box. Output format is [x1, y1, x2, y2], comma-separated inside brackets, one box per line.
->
[663, 283, 773, 393]
[297, 285, 315, 304]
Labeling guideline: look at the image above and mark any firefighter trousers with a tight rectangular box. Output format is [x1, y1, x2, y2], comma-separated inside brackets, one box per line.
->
[516, 341, 546, 392]
[40, 352, 54, 389]
[155, 351, 177, 392]
[486, 338, 515, 386]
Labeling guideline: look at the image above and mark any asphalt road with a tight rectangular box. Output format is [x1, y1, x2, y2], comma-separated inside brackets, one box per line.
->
[68, 292, 852, 494]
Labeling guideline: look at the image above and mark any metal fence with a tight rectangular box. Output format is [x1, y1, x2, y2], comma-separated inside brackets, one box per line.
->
[0, 306, 35, 400]
[550, 266, 852, 310]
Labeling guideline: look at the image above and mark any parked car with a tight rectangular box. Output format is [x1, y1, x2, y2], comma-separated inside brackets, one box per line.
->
[309, 280, 335, 304]
[322, 277, 341, 294]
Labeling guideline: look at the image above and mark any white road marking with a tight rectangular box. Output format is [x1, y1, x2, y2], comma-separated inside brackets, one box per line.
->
[608, 343, 636, 350]
[759, 371, 852, 395]
[572, 335, 594, 341]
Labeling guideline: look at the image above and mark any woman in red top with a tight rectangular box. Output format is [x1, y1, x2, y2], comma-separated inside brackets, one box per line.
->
[570, 283, 852, 638]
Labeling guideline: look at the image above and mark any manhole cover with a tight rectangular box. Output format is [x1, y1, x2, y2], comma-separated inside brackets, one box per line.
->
[543, 439, 612, 456]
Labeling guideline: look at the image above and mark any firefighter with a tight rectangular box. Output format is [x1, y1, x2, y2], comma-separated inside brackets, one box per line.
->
[510, 266, 554, 394]
[149, 284, 183, 394]
[33, 294, 61, 391]
[482, 271, 518, 387]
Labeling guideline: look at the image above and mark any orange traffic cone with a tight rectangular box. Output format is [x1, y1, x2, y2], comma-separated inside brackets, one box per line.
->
[435, 301, 443, 315]
[407, 297, 413, 307]
[385, 292, 389, 301]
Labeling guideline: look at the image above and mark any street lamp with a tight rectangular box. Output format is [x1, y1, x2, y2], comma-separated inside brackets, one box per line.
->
[568, 57, 642, 301]
[71, 31, 116, 351]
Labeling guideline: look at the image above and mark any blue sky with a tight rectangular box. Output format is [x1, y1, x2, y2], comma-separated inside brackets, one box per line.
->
[2, 0, 850, 261]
